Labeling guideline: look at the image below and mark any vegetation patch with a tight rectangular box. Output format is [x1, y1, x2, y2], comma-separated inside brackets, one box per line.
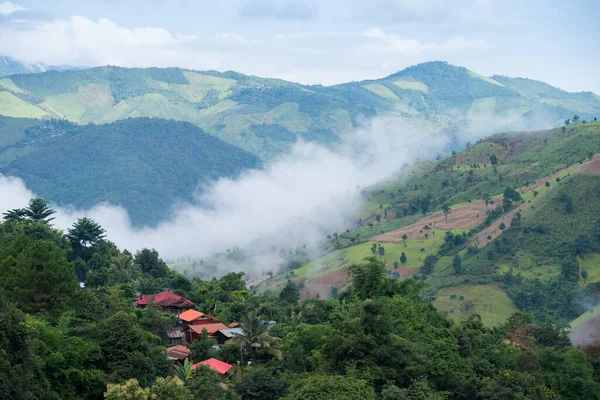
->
[434, 283, 519, 326]
[392, 80, 429, 93]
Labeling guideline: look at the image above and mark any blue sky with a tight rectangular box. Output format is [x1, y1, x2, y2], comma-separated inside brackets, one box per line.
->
[1, 0, 598, 93]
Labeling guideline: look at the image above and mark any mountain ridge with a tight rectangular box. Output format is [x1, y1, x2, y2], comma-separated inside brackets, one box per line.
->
[0, 61, 598, 159]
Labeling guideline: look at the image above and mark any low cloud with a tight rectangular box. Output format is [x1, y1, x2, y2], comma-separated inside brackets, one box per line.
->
[0, 109, 544, 275]
[0, 115, 448, 268]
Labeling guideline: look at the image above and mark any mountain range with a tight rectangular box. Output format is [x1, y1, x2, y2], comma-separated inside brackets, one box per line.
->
[1, 61, 599, 226]
[1, 61, 599, 159]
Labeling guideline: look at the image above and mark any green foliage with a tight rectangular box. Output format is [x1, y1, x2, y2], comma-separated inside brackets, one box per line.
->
[67, 217, 106, 248]
[99, 311, 169, 386]
[188, 365, 238, 400]
[234, 368, 289, 400]
[135, 248, 169, 279]
[24, 197, 56, 224]
[279, 281, 300, 305]
[0, 237, 78, 317]
[283, 374, 375, 400]
[1, 118, 262, 226]
[348, 257, 387, 299]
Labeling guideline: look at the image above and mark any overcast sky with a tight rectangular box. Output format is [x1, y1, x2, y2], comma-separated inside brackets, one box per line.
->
[0, 0, 598, 93]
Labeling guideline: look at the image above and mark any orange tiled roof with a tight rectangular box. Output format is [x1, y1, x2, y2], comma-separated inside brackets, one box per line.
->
[189, 323, 228, 335]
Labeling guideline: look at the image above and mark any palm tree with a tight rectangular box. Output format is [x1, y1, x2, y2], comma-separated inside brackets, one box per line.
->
[174, 358, 194, 381]
[229, 311, 282, 367]
[107, 253, 141, 284]
[2, 208, 27, 222]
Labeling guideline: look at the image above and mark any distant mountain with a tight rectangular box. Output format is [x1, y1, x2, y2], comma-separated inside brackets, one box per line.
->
[0, 56, 82, 78]
[0, 61, 597, 159]
[0, 117, 261, 226]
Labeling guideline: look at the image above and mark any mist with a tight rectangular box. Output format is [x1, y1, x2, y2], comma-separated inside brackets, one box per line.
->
[0, 112, 537, 272]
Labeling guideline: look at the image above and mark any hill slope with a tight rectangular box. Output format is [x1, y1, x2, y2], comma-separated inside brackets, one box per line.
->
[0, 62, 598, 159]
[0, 117, 261, 226]
[253, 122, 600, 325]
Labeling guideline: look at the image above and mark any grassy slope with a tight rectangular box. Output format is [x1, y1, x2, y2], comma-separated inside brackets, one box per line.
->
[434, 284, 518, 326]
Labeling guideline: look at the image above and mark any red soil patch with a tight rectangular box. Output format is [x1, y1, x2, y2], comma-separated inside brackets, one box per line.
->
[299, 268, 350, 300]
[570, 313, 600, 349]
[467, 205, 527, 248]
[386, 265, 419, 279]
[575, 154, 600, 176]
[373, 200, 496, 242]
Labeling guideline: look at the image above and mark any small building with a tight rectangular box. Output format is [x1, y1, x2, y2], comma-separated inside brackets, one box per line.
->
[167, 345, 191, 364]
[185, 322, 229, 343]
[179, 309, 218, 329]
[167, 329, 185, 346]
[215, 327, 245, 346]
[191, 358, 233, 381]
[135, 291, 195, 313]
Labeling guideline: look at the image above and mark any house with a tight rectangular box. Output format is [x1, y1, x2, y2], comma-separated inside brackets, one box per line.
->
[167, 345, 191, 364]
[191, 358, 233, 381]
[179, 309, 218, 329]
[134, 291, 195, 313]
[185, 322, 229, 343]
[167, 329, 185, 346]
[215, 327, 244, 346]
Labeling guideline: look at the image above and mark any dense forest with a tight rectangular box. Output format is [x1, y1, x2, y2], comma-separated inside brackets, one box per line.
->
[0, 118, 262, 226]
[2, 197, 600, 399]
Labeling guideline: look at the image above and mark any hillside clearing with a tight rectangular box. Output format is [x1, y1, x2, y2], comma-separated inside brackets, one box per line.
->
[434, 283, 518, 326]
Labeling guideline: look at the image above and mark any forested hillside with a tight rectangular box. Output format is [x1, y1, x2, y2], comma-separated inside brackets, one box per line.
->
[253, 121, 600, 329]
[1, 200, 599, 399]
[0, 117, 262, 226]
[0, 62, 598, 158]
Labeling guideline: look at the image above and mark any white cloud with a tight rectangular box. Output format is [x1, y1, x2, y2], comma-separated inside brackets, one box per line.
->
[216, 33, 247, 45]
[0, 15, 221, 70]
[363, 27, 488, 55]
[0, 115, 450, 267]
[0, 1, 25, 15]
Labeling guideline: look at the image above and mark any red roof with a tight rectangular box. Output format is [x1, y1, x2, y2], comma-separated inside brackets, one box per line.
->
[189, 323, 229, 335]
[135, 291, 195, 308]
[167, 345, 191, 360]
[191, 358, 233, 375]
[179, 309, 216, 323]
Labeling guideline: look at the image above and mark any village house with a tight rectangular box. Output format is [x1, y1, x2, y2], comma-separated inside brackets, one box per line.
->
[167, 329, 185, 346]
[184, 322, 229, 343]
[215, 327, 244, 346]
[178, 309, 218, 329]
[191, 358, 233, 381]
[135, 291, 195, 313]
[166, 345, 191, 364]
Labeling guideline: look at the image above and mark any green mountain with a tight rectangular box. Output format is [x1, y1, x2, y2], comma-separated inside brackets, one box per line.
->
[0, 62, 598, 159]
[256, 122, 600, 325]
[0, 117, 261, 226]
